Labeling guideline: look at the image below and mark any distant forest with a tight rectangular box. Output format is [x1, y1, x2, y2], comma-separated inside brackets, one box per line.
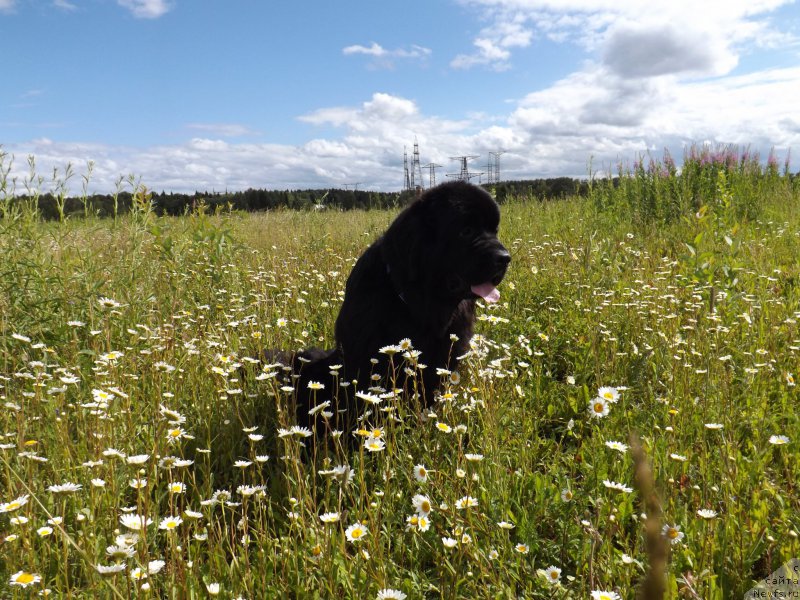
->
[4, 177, 589, 220]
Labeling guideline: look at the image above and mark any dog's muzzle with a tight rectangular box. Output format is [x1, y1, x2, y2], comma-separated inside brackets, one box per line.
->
[491, 248, 510, 285]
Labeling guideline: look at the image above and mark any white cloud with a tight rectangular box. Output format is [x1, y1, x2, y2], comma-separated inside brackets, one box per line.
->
[362, 93, 418, 121]
[505, 63, 800, 177]
[343, 42, 431, 68]
[343, 42, 387, 57]
[117, 0, 172, 19]
[440, 0, 800, 176]
[299, 93, 419, 131]
[343, 42, 431, 59]
[186, 123, 259, 138]
[397, 45, 433, 59]
[4, 66, 800, 195]
[0, 0, 15, 12]
[2, 93, 491, 193]
[53, 0, 77, 11]
[451, 38, 512, 70]
[454, 0, 797, 73]
[603, 23, 737, 78]
[5, 0, 800, 195]
[451, 16, 533, 70]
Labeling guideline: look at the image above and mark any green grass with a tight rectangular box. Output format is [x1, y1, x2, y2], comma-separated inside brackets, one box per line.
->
[1, 153, 800, 599]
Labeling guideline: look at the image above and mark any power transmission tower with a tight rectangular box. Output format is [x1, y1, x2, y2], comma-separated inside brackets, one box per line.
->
[403, 147, 411, 191]
[411, 140, 424, 191]
[421, 163, 442, 188]
[342, 183, 363, 191]
[488, 151, 505, 184]
[446, 155, 483, 182]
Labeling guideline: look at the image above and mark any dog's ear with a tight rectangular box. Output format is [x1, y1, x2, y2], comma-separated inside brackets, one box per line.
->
[380, 197, 431, 286]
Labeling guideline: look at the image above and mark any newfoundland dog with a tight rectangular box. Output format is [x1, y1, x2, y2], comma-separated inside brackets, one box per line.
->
[282, 181, 510, 435]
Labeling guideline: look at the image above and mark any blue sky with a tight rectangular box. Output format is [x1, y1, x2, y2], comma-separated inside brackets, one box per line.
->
[1, 0, 799, 192]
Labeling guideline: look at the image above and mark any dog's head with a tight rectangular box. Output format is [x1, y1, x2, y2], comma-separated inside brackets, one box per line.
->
[382, 181, 510, 304]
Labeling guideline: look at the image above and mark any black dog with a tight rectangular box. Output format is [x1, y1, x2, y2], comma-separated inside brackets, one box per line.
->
[280, 181, 510, 435]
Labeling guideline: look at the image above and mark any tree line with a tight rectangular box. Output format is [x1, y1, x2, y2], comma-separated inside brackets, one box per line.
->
[3, 178, 590, 220]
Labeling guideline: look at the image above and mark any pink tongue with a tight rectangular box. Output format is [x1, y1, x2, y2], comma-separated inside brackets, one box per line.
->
[471, 282, 500, 303]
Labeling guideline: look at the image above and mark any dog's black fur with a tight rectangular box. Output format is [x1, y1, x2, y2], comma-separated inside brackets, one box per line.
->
[277, 181, 510, 434]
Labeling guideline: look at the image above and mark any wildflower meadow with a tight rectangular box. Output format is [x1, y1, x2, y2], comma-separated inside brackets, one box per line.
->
[1, 146, 799, 598]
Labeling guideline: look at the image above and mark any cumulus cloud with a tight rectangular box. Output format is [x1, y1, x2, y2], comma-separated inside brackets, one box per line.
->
[454, 0, 795, 74]
[451, 18, 533, 70]
[5, 65, 800, 195]
[299, 93, 419, 131]
[117, 0, 172, 19]
[2, 92, 493, 193]
[451, 38, 512, 70]
[3, 0, 799, 193]
[603, 23, 737, 78]
[507, 63, 800, 176]
[0, 0, 15, 12]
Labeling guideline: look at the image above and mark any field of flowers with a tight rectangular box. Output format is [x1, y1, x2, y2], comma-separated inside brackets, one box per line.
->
[1, 148, 799, 598]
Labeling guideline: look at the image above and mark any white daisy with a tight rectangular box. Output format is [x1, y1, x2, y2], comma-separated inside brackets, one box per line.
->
[9, 571, 42, 587]
[602, 480, 633, 494]
[376, 588, 407, 600]
[0, 494, 29, 513]
[543, 565, 561, 584]
[319, 512, 340, 524]
[96, 564, 127, 575]
[412, 494, 433, 516]
[48, 482, 82, 494]
[413, 464, 429, 483]
[158, 515, 183, 531]
[588, 397, 610, 418]
[344, 522, 369, 543]
[604, 440, 628, 452]
[119, 514, 153, 531]
[597, 386, 620, 402]
[662, 524, 685, 544]
[455, 496, 478, 509]
[364, 438, 386, 452]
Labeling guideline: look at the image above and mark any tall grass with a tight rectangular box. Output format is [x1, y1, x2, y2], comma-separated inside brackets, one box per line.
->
[1, 150, 799, 598]
[590, 144, 795, 223]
